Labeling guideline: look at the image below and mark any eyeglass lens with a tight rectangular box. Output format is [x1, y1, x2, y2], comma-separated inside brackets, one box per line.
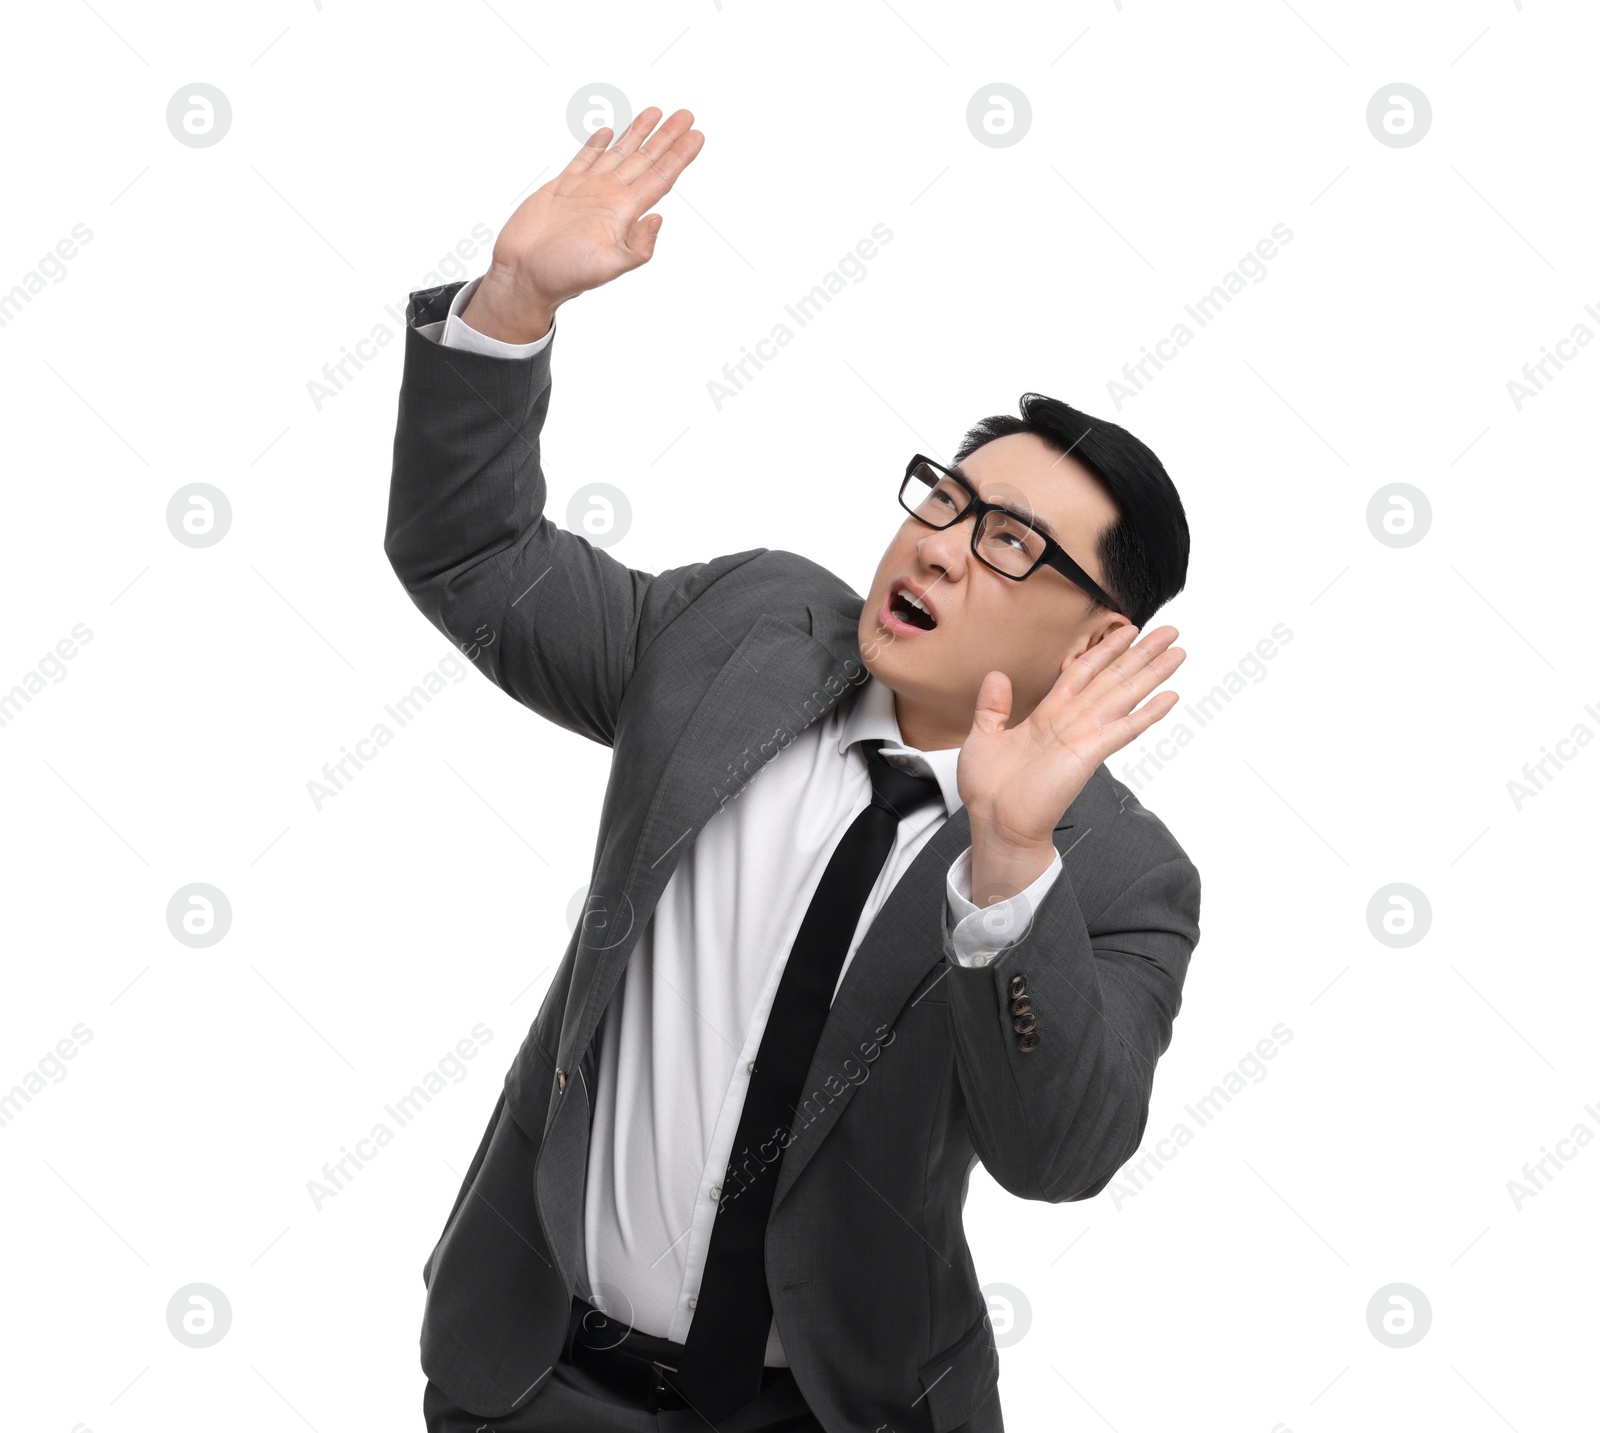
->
[900, 461, 1047, 578]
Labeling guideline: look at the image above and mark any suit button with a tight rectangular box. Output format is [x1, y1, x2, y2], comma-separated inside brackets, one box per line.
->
[1017, 1031, 1040, 1053]
[1010, 997, 1032, 1017]
[556, 1067, 567, 1092]
[1008, 973, 1028, 1000]
[1012, 1012, 1038, 1035]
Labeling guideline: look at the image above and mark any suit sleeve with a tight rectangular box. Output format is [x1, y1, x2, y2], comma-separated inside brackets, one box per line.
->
[944, 851, 1201, 1202]
[384, 277, 763, 747]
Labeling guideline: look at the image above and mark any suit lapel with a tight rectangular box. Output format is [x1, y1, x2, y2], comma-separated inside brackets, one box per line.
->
[557, 601, 866, 1080]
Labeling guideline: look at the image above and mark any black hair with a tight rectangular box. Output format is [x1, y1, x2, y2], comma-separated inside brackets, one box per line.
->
[952, 394, 1190, 628]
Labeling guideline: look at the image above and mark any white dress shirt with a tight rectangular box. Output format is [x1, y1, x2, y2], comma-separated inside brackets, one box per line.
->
[428, 274, 1063, 1364]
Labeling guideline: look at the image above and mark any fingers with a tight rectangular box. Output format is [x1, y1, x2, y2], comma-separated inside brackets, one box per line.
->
[561, 126, 612, 175]
[622, 211, 665, 264]
[969, 670, 1014, 737]
[615, 108, 695, 183]
[624, 127, 705, 218]
[1082, 626, 1180, 698]
[593, 106, 665, 172]
[1103, 690, 1183, 752]
[1101, 643, 1184, 717]
[1039, 625, 1183, 730]
[1055, 622, 1140, 695]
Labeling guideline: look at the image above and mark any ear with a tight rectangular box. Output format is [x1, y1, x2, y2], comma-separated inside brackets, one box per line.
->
[1084, 615, 1136, 651]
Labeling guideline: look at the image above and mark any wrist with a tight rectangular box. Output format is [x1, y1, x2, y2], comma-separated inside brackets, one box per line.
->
[461, 266, 557, 344]
[968, 829, 1056, 905]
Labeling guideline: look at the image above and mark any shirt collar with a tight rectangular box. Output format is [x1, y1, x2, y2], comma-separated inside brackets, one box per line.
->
[836, 675, 964, 817]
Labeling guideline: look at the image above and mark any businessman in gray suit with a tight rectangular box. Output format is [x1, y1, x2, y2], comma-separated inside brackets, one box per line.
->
[385, 107, 1201, 1432]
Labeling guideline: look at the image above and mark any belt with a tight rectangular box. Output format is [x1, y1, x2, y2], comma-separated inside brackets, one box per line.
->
[562, 1296, 788, 1416]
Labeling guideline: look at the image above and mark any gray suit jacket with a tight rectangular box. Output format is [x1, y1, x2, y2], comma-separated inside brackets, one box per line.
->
[383, 280, 1202, 1431]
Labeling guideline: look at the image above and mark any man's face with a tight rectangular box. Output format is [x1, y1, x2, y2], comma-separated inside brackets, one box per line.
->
[858, 432, 1131, 744]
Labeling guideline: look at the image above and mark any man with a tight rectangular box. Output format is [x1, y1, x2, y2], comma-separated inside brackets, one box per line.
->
[384, 107, 1200, 1433]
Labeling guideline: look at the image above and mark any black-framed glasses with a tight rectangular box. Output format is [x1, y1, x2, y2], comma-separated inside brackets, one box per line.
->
[898, 454, 1124, 614]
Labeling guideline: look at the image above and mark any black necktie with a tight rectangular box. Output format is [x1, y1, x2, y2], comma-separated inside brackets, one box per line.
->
[675, 738, 946, 1421]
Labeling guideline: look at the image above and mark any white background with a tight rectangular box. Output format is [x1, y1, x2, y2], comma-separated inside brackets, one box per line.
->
[3, 2, 1596, 1430]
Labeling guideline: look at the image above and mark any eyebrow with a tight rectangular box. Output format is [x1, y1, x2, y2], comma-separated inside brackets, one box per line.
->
[949, 461, 1062, 542]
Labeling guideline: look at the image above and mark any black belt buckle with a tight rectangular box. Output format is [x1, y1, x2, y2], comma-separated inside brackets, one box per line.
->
[566, 1296, 691, 1413]
[646, 1358, 678, 1415]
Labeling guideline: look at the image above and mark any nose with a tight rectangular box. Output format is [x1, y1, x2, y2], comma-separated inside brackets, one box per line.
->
[915, 519, 969, 579]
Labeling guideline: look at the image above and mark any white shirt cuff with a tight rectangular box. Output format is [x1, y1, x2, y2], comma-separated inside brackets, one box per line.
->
[416, 273, 556, 358]
[942, 845, 1062, 968]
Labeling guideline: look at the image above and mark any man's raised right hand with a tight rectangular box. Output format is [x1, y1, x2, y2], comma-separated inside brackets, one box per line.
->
[461, 107, 705, 345]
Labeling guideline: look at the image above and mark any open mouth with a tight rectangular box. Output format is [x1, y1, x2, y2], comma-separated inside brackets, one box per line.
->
[887, 583, 938, 632]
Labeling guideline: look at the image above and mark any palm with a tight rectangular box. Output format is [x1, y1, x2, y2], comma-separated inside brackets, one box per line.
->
[500, 188, 638, 295]
[958, 625, 1186, 848]
[492, 108, 704, 311]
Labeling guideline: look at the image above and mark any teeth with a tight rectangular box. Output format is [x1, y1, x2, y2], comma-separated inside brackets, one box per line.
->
[900, 590, 930, 615]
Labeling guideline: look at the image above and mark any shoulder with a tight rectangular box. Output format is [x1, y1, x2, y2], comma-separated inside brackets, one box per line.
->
[1061, 768, 1201, 933]
[1067, 764, 1198, 877]
[662, 545, 863, 628]
[753, 547, 863, 612]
